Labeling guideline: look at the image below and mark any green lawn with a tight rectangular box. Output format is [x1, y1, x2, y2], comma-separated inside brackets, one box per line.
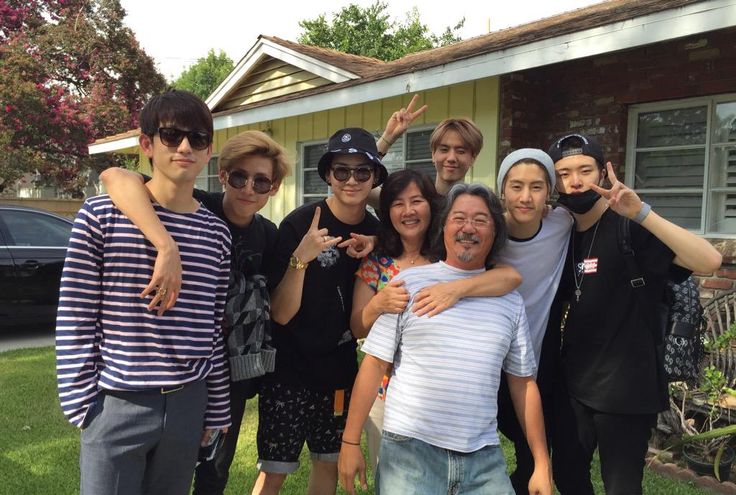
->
[0, 347, 708, 494]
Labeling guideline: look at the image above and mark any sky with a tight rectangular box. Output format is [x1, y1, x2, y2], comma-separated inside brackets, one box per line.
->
[119, 0, 602, 81]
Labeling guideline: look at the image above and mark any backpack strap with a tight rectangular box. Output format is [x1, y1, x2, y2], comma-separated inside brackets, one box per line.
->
[617, 216, 646, 288]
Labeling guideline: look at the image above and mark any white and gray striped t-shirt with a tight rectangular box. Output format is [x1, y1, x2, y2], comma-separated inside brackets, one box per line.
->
[361, 261, 535, 453]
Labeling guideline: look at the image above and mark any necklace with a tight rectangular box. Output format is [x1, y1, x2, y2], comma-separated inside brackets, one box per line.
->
[571, 218, 602, 302]
[401, 250, 422, 266]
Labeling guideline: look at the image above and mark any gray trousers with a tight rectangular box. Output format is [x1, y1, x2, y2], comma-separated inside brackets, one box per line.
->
[80, 380, 208, 495]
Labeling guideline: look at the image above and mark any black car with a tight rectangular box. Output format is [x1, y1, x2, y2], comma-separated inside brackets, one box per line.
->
[0, 205, 73, 329]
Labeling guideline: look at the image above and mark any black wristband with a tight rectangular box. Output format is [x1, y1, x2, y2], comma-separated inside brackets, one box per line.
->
[341, 439, 360, 446]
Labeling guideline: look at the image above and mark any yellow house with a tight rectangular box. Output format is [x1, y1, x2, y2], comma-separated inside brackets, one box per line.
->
[89, 0, 735, 228]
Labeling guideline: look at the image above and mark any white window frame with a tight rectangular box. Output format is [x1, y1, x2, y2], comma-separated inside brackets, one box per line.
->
[298, 126, 435, 205]
[625, 93, 736, 237]
[195, 155, 221, 192]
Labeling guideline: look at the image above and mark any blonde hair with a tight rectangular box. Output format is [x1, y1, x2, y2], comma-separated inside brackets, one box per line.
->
[218, 130, 292, 185]
[430, 118, 483, 157]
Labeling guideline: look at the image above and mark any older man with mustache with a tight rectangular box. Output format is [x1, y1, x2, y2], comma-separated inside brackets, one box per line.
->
[338, 183, 551, 495]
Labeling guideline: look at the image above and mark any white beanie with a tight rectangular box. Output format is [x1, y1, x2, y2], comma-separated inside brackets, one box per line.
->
[496, 148, 555, 194]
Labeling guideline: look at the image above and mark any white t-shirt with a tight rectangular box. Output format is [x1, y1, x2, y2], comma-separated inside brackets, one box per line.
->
[361, 262, 535, 453]
[496, 207, 573, 369]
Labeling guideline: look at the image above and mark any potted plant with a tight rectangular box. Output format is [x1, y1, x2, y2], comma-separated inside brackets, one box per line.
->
[670, 366, 736, 481]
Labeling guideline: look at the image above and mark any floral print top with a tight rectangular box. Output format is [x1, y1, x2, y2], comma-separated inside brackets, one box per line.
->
[356, 252, 401, 292]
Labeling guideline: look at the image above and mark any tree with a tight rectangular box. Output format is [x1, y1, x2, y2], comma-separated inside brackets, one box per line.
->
[172, 49, 234, 100]
[0, 0, 166, 196]
[297, 1, 464, 62]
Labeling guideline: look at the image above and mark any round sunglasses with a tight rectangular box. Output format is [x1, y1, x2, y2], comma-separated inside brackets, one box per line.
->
[226, 170, 274, 194]
[157, 127, 211, 151]
[331, 165, 374, 183]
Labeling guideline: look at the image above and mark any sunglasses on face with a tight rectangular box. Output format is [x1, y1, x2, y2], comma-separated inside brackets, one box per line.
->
[157, 127, 211, 150]
[331, 165, 374, 183]
[226, 169, 274, 194]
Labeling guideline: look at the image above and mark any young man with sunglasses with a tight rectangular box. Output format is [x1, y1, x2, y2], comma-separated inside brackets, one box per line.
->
[547, 134, 722, 494]
[57, 89, 232, 495]
[100, 130, 292, 495]
[251, 128, 385, 495]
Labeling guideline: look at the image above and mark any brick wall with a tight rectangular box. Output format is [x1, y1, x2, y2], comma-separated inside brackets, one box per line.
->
[498, 26, 736, 303]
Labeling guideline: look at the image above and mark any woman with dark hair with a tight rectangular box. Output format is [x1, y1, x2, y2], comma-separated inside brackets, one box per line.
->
[350, 169, 521, 474]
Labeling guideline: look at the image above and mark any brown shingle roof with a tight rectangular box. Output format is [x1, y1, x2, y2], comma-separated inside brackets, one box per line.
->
[94, 0, 710, 145]
[259, 35, 385, 77]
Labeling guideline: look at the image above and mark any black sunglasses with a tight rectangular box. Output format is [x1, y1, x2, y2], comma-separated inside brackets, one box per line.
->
[331, 165, 374, 183]
[226, 170, 274, 194]
[157, 127, 211, 151]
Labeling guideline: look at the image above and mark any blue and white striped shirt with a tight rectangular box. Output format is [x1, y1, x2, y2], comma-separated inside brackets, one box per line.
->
[56, 195, 232, 429]
[362, 262, 534, 453]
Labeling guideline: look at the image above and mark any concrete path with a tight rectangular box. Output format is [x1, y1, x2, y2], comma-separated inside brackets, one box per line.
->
[0, 325, 54, 353]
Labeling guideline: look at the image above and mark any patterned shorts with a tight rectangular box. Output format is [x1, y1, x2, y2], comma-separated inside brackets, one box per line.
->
[256, 381, 351, 473]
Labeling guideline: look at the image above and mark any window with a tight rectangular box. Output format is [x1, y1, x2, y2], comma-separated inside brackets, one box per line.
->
[0, 210, 71, 247]
[626, 95, 736, 235]
[299, 128, 434, 204]
[194, 156, 221, 192]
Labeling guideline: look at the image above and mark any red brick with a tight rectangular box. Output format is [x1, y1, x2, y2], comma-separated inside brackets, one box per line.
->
[702, 278, 734, 290]
[717, 269, 736, 280]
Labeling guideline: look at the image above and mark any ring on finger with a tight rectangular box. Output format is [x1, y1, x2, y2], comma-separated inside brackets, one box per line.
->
[323, 235, 329, 243]
[158, 287, 168, 297]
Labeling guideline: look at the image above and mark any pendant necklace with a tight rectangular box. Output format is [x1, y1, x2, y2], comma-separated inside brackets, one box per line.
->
[571, 218, 602, 302]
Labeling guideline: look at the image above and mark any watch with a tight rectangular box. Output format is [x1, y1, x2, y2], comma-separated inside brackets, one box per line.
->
[289, 255, 308, 270]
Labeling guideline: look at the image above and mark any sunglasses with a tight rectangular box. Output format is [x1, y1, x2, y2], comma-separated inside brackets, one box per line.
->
[226, 170, 274, 194]
[157, 127, 211, 150]
[331, 165, 374, 183]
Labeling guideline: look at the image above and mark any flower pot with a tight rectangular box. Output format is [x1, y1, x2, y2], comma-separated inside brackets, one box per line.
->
[682, 444, 735, 481]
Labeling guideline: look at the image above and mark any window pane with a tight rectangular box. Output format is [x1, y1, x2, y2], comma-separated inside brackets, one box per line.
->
[303, 168, 327, 195]
[406, 130, 432, 160]
[710, 146, 736, 188]
[639, 193, 701, 230]
[636, 107, 707, 147]
[381, 138, 404, 174]
[714, 102, 736, 144]
[305, 143, 328, 164]
[634, 149, 704, 189]
[406, 161, 436, 182]
[302, 144, 329, 202]
[2, 211, 71, 246]
[708, 191, 736, 234]
[708, 145, 736, 234]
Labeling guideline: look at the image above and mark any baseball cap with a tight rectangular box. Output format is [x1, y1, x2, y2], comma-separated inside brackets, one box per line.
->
[317, 128, 388, 187]
[547, 133, 604, 167]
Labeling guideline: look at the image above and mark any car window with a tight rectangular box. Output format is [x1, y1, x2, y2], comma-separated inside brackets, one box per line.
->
[1, 210, 72, 247]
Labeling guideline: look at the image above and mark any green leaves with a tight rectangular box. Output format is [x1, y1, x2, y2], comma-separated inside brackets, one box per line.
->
[171, 49, 234, 100]
[297, 1, 464, 61]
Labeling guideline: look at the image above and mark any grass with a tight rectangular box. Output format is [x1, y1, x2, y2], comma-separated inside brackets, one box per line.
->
[0, 347, 708, 495]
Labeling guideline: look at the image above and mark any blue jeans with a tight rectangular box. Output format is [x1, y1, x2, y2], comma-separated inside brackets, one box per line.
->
[376, 431, 514, 495]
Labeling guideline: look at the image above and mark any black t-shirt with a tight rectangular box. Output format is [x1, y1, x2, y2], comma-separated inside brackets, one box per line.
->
[559, 208, 687, 414]
[194, 190, 278, 281]
[267, 200, 380, 392]
[194, 190, 278, 396]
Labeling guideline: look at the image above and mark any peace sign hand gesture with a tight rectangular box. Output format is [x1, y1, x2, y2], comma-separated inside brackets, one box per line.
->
[292, 206, 343, 263]
[590, 162, 645, 220]
[380, 94, 428, 147]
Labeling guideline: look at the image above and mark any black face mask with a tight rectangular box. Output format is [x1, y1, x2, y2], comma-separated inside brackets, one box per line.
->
[557, 189, 601, 214]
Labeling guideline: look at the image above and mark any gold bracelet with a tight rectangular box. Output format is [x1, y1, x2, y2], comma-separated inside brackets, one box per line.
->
[378, 135, 394, 147]
[289, 254, 308, 270]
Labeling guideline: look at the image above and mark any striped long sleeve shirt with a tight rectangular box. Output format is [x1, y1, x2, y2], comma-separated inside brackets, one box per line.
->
[56, 195, 232, 429]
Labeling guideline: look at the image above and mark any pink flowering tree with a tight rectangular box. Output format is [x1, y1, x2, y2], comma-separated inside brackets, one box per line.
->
[0, 0, 166, 196]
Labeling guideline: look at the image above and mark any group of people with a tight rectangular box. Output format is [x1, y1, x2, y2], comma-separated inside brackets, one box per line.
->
[55, 88, 722, 495]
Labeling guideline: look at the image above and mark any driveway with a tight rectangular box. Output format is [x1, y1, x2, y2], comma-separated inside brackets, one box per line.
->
[0, 325, 54, 352]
